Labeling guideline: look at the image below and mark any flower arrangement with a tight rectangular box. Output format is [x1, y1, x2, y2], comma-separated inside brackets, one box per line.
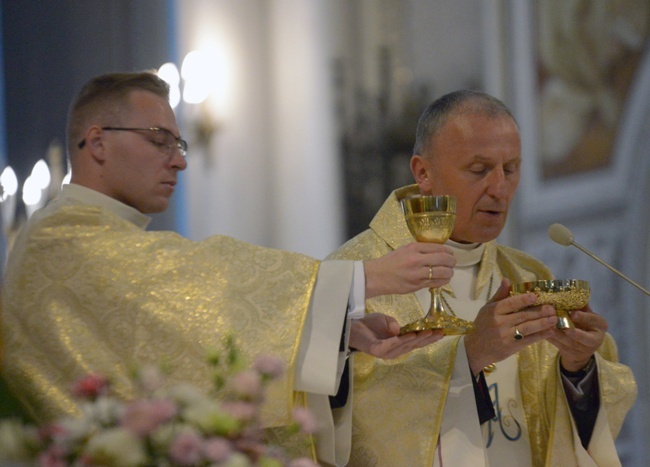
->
[0, 336, 319, 466]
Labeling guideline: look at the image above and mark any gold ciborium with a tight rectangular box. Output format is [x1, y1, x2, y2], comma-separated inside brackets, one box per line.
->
[509, 280, 590, 329]
[399, 195, 475, 335]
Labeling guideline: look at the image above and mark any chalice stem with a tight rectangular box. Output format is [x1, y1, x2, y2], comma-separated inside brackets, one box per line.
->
[398, 194, 474, 335]
[555, 309, 574, 329]
[428, 287, 451, 318]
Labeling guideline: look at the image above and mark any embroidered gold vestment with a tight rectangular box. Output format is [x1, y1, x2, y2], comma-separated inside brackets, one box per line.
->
[1, 190, 320, 431]
[328, 185, 637, 466]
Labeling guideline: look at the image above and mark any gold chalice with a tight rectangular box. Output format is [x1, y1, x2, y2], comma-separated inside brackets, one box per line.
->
[509, 279, 590, 329]
[399, 195, 475, 335]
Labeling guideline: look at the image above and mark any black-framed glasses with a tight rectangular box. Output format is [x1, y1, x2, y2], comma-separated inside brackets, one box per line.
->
[78, 127, 188, 158]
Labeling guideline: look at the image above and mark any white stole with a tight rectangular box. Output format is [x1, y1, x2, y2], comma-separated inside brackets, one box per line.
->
[421, 241, 532, 466]
[415, 240, 622, 466]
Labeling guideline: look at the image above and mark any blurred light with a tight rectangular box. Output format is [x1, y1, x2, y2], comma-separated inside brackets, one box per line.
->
[158, 63, 182, 109]
[22, 175, 42, 207]
[159, 43, 231, 149]
[158, 62, 180, 86]
[183, 81, 210, 105]
[31, 159, 51, 189]
[62, 170, 72, 186]
[188, 41, 231, 120]
[180, 50, 207, 81]
[181, 51, 211, 104]
[1, 166, 18, 200]
[169, 85, 181, 109]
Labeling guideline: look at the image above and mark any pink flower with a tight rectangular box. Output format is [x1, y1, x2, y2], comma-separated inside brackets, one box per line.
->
[120, 399, 178, 437]
[38, 445, 67, 467]
[135, 365, 166, 393]
[289, 458, 321, 467]
[38, 423, 68, 443]
[72, 374, 110, 400]
[253, 355, 286, 379]
[201, 437, 233, 462]
[228, 370, 262, 399]
[220, 401, 258, 421]
[234, 437, 268, 459]
[169, 430, 203, 466]
[292, 407, 318, 434]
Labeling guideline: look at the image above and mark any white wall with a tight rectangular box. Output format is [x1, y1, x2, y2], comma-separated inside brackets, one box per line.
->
[177, 1, 273, 248]
[177, 0, 343, 259]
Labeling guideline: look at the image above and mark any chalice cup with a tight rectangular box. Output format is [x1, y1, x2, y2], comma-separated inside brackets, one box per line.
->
[509, 279, 590, 329]
[399, 195, 475, 335]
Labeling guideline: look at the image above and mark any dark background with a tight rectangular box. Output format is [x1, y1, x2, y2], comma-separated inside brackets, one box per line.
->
[1, 0, 177, 227]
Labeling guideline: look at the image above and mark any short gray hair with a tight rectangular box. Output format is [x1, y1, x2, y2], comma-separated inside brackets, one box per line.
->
[413, 89, 517, 156]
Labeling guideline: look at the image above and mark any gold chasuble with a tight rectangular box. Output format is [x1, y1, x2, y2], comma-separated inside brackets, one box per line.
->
[328, 185, 637, 466]
[1, 185, 320, 433]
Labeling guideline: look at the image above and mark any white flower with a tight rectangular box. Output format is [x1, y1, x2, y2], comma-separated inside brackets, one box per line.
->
[54, 415, 96, 449]
[163, 382, 208, 407]
[83, 394, 123, 425]
[83, 427, 147, 467]
[182, 399, 240, 436]
[149, 421, 193, 453]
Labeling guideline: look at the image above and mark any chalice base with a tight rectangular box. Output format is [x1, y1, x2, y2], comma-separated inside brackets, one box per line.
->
[556, 309, 574, 329]
[399, 314, 475, 336]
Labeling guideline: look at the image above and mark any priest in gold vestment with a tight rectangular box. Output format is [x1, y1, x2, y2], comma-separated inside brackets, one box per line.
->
[328, 90, 637, 466]
[0, 72, 454, 466]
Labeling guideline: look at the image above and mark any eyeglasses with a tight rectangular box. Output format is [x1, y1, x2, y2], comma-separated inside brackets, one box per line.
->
[78, 127, 188, 158]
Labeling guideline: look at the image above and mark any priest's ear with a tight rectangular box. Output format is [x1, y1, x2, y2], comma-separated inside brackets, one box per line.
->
[80, 125, 108, 162]
[410, 154, 434, 193]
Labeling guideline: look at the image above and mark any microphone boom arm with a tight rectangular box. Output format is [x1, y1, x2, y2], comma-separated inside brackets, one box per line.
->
[569, 241, 650, 296]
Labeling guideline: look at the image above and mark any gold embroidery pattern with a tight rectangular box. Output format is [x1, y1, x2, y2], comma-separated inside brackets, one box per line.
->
[329, 185, 637, 466]
[3, 204, 319, 429]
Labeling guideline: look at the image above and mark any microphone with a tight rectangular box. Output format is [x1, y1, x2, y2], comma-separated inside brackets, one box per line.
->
[548, 223, 650, 296]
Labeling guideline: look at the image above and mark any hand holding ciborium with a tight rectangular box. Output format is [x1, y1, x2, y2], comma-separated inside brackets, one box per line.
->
[399, 195, 475, 335]
[509, 279, 590, 329]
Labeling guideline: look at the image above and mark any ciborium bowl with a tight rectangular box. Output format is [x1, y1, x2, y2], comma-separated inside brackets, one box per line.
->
[509, 279, 590, 329]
